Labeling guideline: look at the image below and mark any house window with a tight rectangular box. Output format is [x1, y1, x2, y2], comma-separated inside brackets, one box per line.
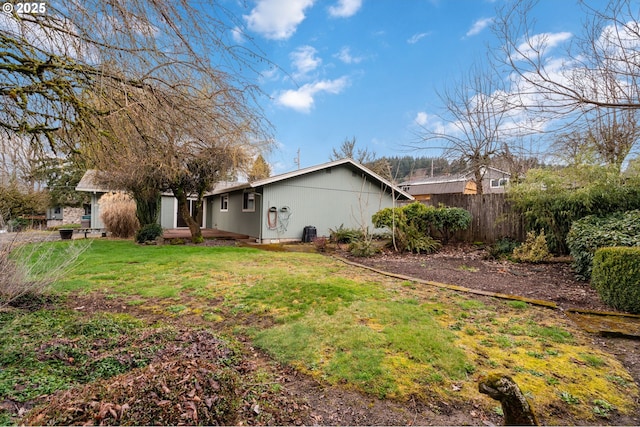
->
[243, 192, 255, 212]
[220, 194, 229, 211]
[490, 178, 509, 188]
[54, 207, 61, 215]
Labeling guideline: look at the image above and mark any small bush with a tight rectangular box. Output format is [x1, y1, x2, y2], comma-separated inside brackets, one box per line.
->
[329, 224, 364, 244]
[567, 210, 640, 280]
[512, 230, 551, 263]
[135, 223, 164, 244]
[431, 205, 472, 244]
[487, 237, 520, 260]
[0, 233, 89, 306]
[99, 192, 139, 238]
[591, 247, 640, 313]
[349, 240, 380, 257]
[313, 236, 328, 252]
[399, 226, 442, 254]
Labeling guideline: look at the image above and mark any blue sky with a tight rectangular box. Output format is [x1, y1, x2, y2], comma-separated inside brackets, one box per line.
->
[224, 0, 604, 173]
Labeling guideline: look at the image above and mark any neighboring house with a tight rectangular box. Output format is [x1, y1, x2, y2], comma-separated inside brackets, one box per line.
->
[76, 159, 413, 242]
[400, 167, 511, 201]
[46, 206, 87, 228]
[205, 159, 413, 243]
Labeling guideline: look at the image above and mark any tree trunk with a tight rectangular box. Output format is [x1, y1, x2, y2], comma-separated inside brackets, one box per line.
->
[174, 188, 203, 243]
[474, 167, 484, 195]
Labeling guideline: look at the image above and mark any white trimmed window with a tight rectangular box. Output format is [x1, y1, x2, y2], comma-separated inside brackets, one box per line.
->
[490, 178, 509, 188]
[220, 194, 229, 211]
[242, 192, 255, 212]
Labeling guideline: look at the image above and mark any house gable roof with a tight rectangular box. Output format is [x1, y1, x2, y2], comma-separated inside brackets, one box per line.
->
[401, 166, 510, 186]
[75, 170, 113, 193]
[209, 158, 413, 200]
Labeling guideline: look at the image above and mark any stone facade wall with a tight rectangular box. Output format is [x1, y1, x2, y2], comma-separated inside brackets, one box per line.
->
[46, 207, 85, 228]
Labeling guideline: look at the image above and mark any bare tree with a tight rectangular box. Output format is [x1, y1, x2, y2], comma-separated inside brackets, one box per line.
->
[415, 64, 510, 194]
[330, 137, 377, 164]
[494, 0, 640, 115]
[80, 81, 267, 242]
[548, 108, 640, 170]
[1, 2, 274, 240]
[330, 137, 392, 180]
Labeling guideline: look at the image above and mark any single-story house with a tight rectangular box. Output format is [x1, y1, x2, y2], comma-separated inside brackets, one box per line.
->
[400, 167, 511, 201]
[75, 170, 204, 230]
[76, 159, 413, 242]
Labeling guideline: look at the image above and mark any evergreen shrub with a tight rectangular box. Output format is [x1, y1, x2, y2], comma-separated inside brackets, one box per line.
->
[136, 223, 164, 243]
[512, 230, 551, 263]
[371, 202, 470, 253]
[591, 247, 640, 313]
[566, 210, 640, 280]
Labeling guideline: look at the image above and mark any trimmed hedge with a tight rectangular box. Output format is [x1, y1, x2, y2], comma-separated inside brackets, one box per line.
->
[566, 210, 640, 280]
[591, 247, 640, 314]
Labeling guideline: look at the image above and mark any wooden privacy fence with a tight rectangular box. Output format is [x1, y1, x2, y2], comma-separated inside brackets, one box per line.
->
[421, 193, 526, 244]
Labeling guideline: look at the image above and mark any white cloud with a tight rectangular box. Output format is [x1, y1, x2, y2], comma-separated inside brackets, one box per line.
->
[290, 45, 322, 77]
[407, 32, 430, 44]
[466, 17, 493, 37]
[231, 26, 245, 43]
[415, 112, 428, 126]
[244, 0, 315, 40]
[335, 46, 364, 64]
[276, 77, 350, 113]
[328, 0, 363, 18]
[513, 31, 573, 60]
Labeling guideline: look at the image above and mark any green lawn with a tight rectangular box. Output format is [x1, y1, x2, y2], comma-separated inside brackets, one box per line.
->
[3, 239, 638, 423]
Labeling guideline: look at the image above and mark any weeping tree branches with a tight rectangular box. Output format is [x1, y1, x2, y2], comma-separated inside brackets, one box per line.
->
[1, 2, 273, 241]
[0, 1, 272, 152]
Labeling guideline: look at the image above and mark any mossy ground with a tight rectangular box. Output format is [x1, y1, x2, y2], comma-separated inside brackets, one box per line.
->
[5, 240, 638, 424]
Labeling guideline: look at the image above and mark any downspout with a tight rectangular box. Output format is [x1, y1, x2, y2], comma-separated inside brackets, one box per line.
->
[254, 191, 263, 244]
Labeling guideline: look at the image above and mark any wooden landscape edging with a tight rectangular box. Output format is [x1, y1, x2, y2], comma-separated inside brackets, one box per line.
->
[332, 255, 640, 339]
[332, 255, 557, 309]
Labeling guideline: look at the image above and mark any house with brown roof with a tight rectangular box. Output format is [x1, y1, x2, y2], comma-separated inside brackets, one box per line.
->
[400, 167, 511, 201]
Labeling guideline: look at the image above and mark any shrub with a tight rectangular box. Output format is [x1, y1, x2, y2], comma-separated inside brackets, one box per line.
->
[99, 192, 140, 238]
[372, 202, 469, 252]
[135, 223, 164, 244]
[431, 205, 472, 244]
[399, 225, 442, 254]
[508, 165, 640, 254]
[591, 247, 640, 313]
[348, 239, 380, 257]
[487, 237, 520, 260]
[566, 210, 640, 280]
[512, 230, 551, 263]
[0, 233, 89, 307]
[329, 224, 364, 244]
[313, 236, 328, 252]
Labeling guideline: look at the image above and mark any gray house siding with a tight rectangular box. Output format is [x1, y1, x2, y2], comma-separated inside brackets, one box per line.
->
[260, 167, 393, 241]
[159, 196, 176, 229]
[207, 164, 402, 242]
[209, 190, 262, 239]
[91, 193, 104, 229]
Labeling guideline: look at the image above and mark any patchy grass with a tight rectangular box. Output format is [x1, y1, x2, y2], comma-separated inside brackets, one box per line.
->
[6, 239, 639, 424]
